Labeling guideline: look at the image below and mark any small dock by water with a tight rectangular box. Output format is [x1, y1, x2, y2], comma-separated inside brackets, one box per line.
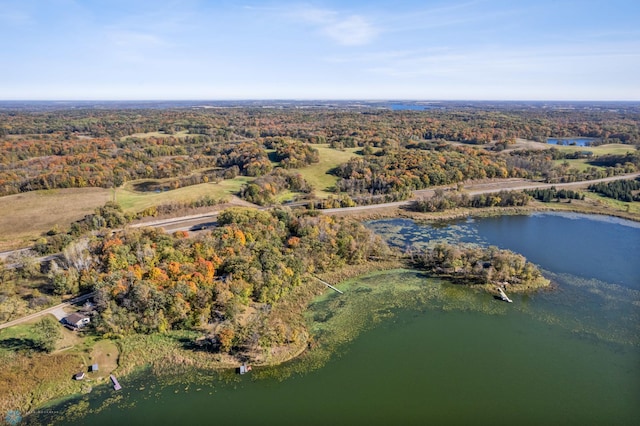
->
[312, 276, 343, 294]
[110, 374, 122, 391]
[496, 286, 513, 303]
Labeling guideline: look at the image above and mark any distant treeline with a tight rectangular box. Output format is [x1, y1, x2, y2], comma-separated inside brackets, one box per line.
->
[1, 107, 639, 197]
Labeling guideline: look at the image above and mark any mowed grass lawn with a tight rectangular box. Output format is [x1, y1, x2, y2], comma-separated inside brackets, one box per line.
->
[0, 318, 120, 415]
[295, 144, 361, 196]
[0, 187, 112, 250]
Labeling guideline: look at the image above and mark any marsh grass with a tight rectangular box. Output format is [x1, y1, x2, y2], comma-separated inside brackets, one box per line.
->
[0, 349, 85, 415]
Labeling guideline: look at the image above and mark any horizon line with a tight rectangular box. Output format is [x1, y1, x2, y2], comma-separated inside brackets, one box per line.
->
[1, 99, 639, 103]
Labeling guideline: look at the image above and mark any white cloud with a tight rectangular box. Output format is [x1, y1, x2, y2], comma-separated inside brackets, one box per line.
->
[289, 6, 378, 46]
[322, 15, 377, 46]
[107, 30, 170, 48]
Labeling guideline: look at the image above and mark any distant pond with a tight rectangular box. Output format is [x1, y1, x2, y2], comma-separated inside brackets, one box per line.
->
[34, 213, 640, 426]
[547, 137, 595, 146]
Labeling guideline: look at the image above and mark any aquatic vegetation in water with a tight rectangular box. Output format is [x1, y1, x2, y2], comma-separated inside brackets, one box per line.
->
[30, 264, 639, 425]
[366, 218, 488, 250]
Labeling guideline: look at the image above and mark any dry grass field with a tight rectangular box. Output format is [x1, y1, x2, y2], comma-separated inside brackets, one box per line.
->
[0, 188, 112, 251]
[0, 177, 253, 250]
[119, 130, 190, 141]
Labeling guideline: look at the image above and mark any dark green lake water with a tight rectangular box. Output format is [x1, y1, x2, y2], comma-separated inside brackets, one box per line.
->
[35, 213, 640, 425]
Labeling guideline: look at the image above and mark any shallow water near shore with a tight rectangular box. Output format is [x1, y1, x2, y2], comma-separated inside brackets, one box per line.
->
[34, 213, 640, 425]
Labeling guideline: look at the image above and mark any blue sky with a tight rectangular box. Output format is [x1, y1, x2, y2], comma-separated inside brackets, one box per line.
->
[0, 0, 638, 100]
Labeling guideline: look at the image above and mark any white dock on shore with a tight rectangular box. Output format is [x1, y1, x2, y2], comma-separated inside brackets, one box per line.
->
[312, 276, 343, 294]
[497, 287, 513, 303]
[110, 374, 122, 391]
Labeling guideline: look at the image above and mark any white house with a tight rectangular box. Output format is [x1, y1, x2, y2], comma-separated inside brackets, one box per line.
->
[63, 313, 90, 328]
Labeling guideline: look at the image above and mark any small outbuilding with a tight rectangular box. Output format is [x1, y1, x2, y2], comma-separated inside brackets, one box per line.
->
[74, 372, 85, 380]
[90, 363, 99, 372]
[63, 313, 90, 329]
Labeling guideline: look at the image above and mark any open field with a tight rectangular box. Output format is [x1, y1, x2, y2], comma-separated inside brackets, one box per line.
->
[553, 158, 598, 172]
[0, 138, 635, 251]
[0, 176, 251, 250]
[0, 320, 42, 348]
[446, 138, 548, 153]
[552, 144, 638, 172]
[295, 144, 360, 196]
[116, 176, 252, 212]
[119, 130, 191, 141]
[0, 188, 112, 250]
[553, 143, 637, 156]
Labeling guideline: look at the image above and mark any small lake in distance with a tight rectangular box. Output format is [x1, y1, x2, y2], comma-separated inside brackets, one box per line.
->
[547, 137, 595, 146]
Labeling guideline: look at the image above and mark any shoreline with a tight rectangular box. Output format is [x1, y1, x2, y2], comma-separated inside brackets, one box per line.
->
[9, 206, 638, 419]
[324, 200, 640, 224]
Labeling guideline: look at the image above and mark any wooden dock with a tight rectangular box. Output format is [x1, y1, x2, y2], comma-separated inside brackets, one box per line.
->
[110, 374, 122, 391]
[312, 276, 343, 294]
[496, 287, 513, 303]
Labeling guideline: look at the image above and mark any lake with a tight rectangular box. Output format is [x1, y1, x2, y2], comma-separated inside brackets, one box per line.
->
[389, 104, 438, 111]
[547, 138, 594, 146]
[34, 213, 640, 425]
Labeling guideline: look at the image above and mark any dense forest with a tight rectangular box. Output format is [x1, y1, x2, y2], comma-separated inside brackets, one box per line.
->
[45, 208, 390, 354]
[1, 105, 639, 197]
[334, 147, 517, 196]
